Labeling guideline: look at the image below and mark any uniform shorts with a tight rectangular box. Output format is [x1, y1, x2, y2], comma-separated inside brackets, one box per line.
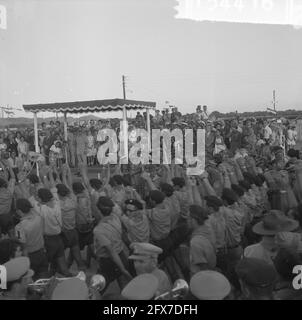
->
[77, 230, 94, 250]
[61, 229, 79, 248]
[28, 248, 49, 279]
[44, 234, 65, 263]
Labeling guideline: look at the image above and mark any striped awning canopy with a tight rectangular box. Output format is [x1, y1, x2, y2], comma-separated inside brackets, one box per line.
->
[23, 98, 156, 114]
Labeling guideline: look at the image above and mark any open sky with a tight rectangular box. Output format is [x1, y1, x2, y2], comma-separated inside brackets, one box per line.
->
[0, 0, 302, 119]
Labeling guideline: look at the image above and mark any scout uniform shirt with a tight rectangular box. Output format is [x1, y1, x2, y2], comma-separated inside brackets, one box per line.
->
[190, 224, 217, 275]
[206, 210, 226, 250]
[15, 210, 44, 253]
[59, 194, 77, 230]
[221, 205, 244, 248]
[29, 188, 62, 236]
[163, 194, 181, 230]
[93, 214, 124, 258]
[174, 189, 190, 219]
[244, 240, 277, 265]
[145, 203, 171, 241]
[120, 210, 150, 244]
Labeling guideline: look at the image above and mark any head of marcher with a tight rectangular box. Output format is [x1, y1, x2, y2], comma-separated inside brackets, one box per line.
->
[16, 199, 33, 218]
[236, 258, 278, 300]
[89, 179, 103, 192]
[221, 188, 239, 206]
[72, 182, 85, 195]
[37, 188, 55, 207]
[188, 205, 209, 229]
[160, 183, 174, 198]
[205, 196, 224, 213]
[148, 190, 165, 207]
[231, 184, 245, 198]
[97, 196, 115, 216]
[172, 177, 186, 191]
[56, 183, 71, 198]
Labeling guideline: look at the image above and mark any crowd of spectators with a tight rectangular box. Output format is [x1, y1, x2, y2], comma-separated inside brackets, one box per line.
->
[0, 105, 302, 300]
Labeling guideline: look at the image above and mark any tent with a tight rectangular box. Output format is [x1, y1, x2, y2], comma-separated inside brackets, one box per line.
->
[23, 98, 156, 168]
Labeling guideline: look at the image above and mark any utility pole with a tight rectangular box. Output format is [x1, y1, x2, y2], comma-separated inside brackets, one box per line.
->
[122, 75, 126, 99]
[267, 90, 278, 115]
[273, 89, 276, 112]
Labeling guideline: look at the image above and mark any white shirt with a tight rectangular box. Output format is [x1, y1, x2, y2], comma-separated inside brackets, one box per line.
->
[287, 129, 297, 145]
[264, 125, 273, 140]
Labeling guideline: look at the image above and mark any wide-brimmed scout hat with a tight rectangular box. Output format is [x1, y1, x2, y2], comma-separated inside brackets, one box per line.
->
[252, 210, 299, 236]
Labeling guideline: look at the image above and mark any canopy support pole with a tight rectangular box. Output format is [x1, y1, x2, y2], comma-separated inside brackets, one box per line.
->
[146, 108, 151, 155]
[121, 106, 128, 164]
[33, 112, 39, 176]
[64, 112, 68, 163]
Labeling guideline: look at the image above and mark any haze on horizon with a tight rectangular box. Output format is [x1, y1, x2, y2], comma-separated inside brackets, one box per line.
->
[0, 0, 302, 119]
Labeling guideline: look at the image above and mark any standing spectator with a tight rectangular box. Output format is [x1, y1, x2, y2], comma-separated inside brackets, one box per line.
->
[242, 120, 256, 152]
[152, 110, 163, 127]
[163, 108, 171, 124]
[229, 120, 242, 155]
[201, 105, 209, 121]
[50, 141, 64, 168]
[76, 128, 88, 166]
[196, 105, 203, 121]
[7, 151, 19, 179]
[42, 131, 55, 165]
[263, 120, 273, 142]
[6, 134, 18, 156]
[205, 122, 216, 159]
[87, 129, 96, 167]
[135, 112, 144, 122]
[214, 130, 226, 155]
[49, 121, 55, 130]
[171, 107, 181, 123]
[287, 124, 297, 150]
[0, 136, 7, 154]
[15, 131, 22, 145]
